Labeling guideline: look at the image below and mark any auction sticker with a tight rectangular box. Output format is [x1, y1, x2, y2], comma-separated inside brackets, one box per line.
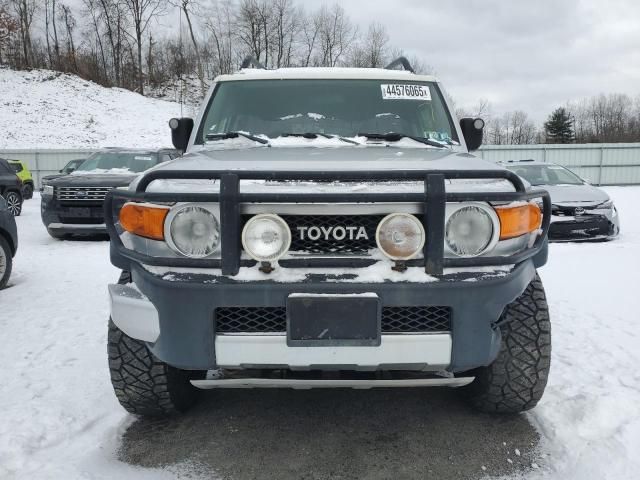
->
[381, 84, 431, 101]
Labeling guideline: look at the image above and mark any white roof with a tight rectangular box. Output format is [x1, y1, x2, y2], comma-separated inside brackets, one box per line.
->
[215, 67, 438, 83]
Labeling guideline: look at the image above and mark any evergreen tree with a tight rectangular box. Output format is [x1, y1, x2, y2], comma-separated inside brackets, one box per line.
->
[544, 107, 575, 143]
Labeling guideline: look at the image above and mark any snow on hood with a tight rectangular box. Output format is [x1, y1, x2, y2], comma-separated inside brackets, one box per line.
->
[539, 183, 610, 206]
[138, 147, 519, 194]
[158, 146, 498, 173]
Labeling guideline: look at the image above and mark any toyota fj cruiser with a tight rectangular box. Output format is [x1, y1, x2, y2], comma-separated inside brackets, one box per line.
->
[105, 57, 552, 417]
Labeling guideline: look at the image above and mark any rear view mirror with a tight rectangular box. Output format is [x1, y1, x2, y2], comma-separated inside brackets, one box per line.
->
[460, 117, 485, 151]
[169, 118, 194, 152]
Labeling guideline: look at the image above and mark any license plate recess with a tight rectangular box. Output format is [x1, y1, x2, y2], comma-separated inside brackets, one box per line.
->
[286, 293, 381, 347]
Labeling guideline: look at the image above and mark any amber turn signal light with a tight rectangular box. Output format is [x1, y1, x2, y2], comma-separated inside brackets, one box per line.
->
[495, 203, 542, 240]
[119, 203, 169, 240]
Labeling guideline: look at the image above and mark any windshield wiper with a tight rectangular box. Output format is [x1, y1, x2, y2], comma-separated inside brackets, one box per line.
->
[357, 132, 448, 149]
[205, 131, 269, 145]
[281, 132, 360, 145]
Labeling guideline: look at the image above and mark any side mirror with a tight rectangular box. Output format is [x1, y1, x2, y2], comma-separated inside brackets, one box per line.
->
[169, 117, 194, 152]
[67, 167, 76, 173]
[460, 117, 485, 151]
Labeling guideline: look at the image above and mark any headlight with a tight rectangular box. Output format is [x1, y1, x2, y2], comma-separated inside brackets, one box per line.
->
[43, 185, 54, 196]
[597, 200, 613, 209]
[375, 213, 425, 260]
[166, 205, 220, 258]
[242, 214, 291, 262]
[445, 205, 497, 257]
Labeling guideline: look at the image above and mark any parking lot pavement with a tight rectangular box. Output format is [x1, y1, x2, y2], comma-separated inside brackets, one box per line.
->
[120, 388, 538, 479]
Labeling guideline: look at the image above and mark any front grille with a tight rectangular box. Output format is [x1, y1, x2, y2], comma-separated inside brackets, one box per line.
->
[56, 186, 113, 203]
[242, 214, 386, 254]
[215, 306, 451, 333]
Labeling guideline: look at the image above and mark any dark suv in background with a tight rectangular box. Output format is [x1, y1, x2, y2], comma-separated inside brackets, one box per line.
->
[41, 158, 89, 184]
[41, 148, 179, 239]
[0, 158, 23, 216]
[0, 195, 18, 289]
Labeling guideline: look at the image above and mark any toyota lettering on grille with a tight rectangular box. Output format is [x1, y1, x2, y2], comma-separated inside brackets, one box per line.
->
[297, 225, 369, 241]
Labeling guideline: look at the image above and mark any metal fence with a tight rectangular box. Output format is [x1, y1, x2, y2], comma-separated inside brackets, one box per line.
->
[0, 149, 96, 188]
[2, 143, 640, 187]
[477, 143, 640, 186]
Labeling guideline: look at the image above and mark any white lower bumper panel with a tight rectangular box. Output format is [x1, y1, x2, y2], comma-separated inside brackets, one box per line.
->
[215, 334, 452, 370]
[108, 283, 160, 342]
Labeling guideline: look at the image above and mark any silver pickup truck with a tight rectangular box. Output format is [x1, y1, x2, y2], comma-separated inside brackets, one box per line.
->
[105, 57, 552, 417]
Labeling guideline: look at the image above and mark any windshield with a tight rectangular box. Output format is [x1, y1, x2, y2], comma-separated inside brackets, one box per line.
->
[76, 152, 158, 173]
[508, 164, 584, 186]
[197, 79, 457, 145]
[9, 162, 23, 173]
[63, 159, 85, 173]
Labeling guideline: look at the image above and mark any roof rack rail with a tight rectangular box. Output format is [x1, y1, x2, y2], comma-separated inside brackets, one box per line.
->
[241, 56, 266, 70]
[385, 56, 415, 73]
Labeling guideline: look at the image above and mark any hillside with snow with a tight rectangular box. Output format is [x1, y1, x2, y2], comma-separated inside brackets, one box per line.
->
[0, 68, 198, 149]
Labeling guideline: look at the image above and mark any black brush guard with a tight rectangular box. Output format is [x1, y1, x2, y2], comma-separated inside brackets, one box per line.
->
[104, 169, 551, 276]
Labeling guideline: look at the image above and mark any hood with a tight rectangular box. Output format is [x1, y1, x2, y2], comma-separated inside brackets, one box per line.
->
[47, 173, 138, 188]
[137, 147, 519, 194]
[539, 183, 609, 206]
[152, 146, 502, 173]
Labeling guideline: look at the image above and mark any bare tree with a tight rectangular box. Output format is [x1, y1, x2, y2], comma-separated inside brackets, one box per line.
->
[170, 0, 206, 95]
[9, 0, 36, 67]
[205, 0, 236, 75]
[122, 0, 165, 94]
[271, 0, 300, 68]
[316, 4, 357, 67]
[300, 8, 321, 67]
[0, 4, 19, 65]
[58, 3, 77, 71]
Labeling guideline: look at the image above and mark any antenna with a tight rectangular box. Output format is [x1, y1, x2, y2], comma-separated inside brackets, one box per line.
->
[385, 56, 415, 73]
[240, 56, 266, 70]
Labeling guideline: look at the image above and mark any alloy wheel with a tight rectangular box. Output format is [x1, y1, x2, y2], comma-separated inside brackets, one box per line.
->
[5, 192, 21, 216]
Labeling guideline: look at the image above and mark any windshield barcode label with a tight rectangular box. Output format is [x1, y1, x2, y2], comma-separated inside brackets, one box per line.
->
[381, 84, 431, 101]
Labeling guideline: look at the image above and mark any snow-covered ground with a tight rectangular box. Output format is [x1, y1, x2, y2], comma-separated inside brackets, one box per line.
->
[0, 188, 639, 479]
[0, 69, 197, 149]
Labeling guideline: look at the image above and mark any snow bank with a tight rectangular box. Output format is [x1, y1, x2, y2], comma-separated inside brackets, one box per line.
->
[528, 186, 640, 479]
[0, 68, 196, 149]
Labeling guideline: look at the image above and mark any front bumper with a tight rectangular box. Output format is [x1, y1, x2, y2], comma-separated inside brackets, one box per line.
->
[41, 195, 106, 234]
[109, 259, 539, 373]
[549, 211, 620, 241]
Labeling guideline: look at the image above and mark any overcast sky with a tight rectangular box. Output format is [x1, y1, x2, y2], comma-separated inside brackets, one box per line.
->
[295, 0, 640, 123]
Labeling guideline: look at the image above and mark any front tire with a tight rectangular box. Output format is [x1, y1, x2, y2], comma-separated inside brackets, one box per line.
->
[0, 235, 12, 289]
[108, 319, 203, 416]
[463, 274, 551, 413]
[22, 183, 34, 200]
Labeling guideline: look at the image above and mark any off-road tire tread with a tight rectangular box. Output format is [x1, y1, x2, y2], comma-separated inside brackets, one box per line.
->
[107, 270, 200, 416]
[465, 274, 551, 413]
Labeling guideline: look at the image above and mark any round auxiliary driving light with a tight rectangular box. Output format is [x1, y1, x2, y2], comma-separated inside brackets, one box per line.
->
[242, 214, 291, 262]
[445, 205, 495, 257]
[168, 118, 180, 129]
[167, 205, 220, 258]
[376, 213, 425, 260]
